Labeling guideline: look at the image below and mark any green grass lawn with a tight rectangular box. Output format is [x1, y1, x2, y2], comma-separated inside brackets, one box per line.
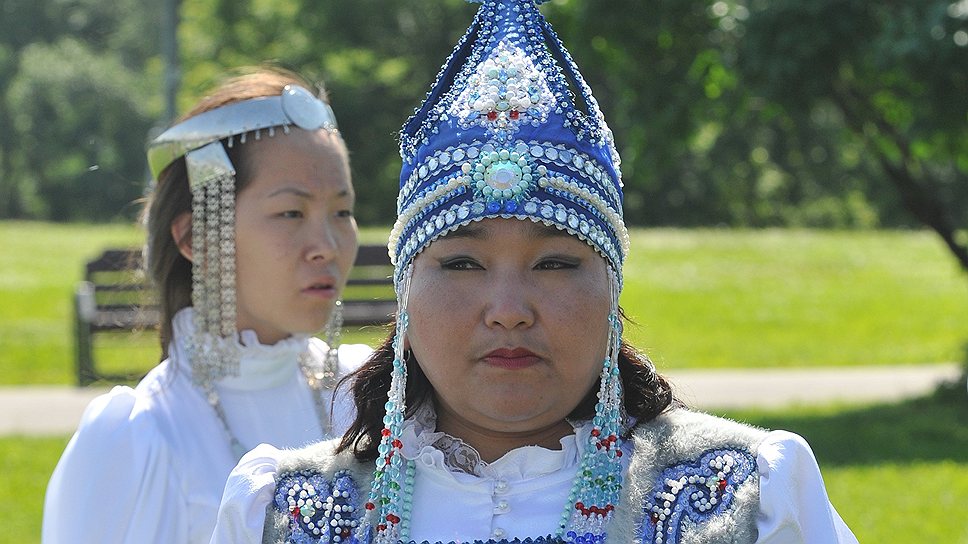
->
[2, 221, 967, 384]
[0, 435, 70, 543]
[623, 228, 968, 369]
[5, 388, 965, 543]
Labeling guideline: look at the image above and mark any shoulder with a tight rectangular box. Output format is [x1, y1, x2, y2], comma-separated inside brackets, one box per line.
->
[610, 409, 768, 544]
[51, 383, 176, 480]
[71, 384, 164, 442]
[44, 386, 177, 539]
[338, 342, 375, 367]
[630, 408, 768, 466]
[307, 339, 374, 372]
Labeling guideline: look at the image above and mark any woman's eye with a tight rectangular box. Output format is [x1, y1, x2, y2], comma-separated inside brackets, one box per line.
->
[536, 258, 578, 270]
[336, 209, 354, 218]
[280, 210, 303, 219]
[440, 257, 482, 270]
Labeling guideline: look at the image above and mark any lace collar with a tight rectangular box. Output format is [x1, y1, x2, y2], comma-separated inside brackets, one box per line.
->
[169, 307, 313, 391]
[398, 403, 588, 479]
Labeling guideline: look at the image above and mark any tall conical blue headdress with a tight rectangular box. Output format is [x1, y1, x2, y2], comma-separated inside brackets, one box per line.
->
[389, 0, 629, 287]
[366, 3, 630, 543]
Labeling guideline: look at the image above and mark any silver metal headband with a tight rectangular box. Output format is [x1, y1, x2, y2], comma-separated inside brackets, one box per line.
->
[147, 84, 339, 179]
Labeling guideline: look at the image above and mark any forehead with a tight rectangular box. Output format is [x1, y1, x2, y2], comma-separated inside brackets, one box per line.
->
[244, 128, 346, 165]
[239, 129, 351, 191]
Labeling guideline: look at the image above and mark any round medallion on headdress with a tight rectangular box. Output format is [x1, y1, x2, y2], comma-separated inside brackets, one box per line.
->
[461, 147, 548, 213]
[281, 85, 337, 131]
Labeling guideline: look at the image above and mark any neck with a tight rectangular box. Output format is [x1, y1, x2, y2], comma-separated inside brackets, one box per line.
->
[434, 405, 575, 463]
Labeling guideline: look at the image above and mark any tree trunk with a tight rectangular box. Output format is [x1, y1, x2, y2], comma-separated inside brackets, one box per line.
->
[831, 85, 968, 273]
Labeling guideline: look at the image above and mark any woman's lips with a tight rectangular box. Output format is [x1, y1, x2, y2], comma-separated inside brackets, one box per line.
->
[301, 282, 337, 299]
[482, 347, 541, 369]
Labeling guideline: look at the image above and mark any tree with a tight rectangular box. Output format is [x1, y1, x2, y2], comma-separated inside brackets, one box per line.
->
[734, 0, 968, 268]
[6, 38, 155, 220]
[0, 0, 160, 221]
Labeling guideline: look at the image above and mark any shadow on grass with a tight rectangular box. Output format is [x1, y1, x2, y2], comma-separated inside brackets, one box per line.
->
[719, 380, 968, 467]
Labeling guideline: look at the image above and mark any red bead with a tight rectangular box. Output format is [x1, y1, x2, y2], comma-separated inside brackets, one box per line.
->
[590, 428, 601, 437]
[377, 524, 387, 531]
[575, 501, 585, 509]
[365, 502, 376, 511]
[616, 450, 623, 457]
[291, 506, 300, 516]
[392, 439, 403, 449]
[718, 479, 728, 491]
[510, 110, 520, 119]
[650, 512, 659, 524]
[487, 111, 498, 120]
[386, 514, 400, 524]
[381, 428, 391, 436]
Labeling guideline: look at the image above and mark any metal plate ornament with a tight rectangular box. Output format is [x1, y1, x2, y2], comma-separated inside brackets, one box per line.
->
[282, 85, 338, 131]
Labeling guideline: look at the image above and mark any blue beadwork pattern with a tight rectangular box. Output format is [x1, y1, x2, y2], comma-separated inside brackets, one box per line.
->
[273, 470, 363, 543]
[637, 448, 757, 544]
[401, 538, 563, 544]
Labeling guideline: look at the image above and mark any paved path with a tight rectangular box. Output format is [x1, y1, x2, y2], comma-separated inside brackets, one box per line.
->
[0, 363, 962, 436]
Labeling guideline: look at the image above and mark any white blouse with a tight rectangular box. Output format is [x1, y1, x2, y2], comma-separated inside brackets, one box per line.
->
[211, 413, 858, 544]
[42, 308, 372, 544]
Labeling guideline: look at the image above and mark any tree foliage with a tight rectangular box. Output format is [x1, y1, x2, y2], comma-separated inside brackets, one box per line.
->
[734, 0, 968, 268]
[0, 0, 160, 220]
[0, 0, 965, 255]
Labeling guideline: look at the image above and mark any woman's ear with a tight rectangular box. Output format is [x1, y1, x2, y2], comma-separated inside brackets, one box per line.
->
[170, 212, 193, 262]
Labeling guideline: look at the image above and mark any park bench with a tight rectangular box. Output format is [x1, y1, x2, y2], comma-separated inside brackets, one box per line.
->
[74, 244, 396, 385]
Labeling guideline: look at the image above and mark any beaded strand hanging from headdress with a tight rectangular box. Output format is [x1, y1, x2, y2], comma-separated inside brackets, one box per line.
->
[184, 142, 240, 383]
[364, 0, 632, 542]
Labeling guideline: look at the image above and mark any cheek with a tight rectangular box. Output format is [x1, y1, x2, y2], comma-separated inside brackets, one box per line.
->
[544, 284, 611, 381]
[236, 219, 291, 261]
[336, 226, 359, 275]
[405, 273, 472, 357]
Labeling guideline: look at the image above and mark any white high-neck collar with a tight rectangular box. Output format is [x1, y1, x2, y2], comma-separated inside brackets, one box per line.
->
[170, 307, 314, 391]
[398, 403, 589, 481]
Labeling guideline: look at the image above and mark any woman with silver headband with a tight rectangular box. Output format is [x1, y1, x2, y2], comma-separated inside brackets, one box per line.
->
[43, 68, 372, 544]
[211, 3, 857, 543]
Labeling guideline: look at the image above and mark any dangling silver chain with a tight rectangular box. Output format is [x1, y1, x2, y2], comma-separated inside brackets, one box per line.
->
[203, 349, 334, 460]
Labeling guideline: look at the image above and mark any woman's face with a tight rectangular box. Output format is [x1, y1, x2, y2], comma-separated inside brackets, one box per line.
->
[232, 128, 357, 344]
[407, 218, 611, 436]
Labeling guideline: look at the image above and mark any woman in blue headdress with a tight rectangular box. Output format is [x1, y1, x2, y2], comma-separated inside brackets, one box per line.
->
[210, 3, 857, 543]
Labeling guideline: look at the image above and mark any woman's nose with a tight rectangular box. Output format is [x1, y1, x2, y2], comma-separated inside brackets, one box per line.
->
[307, 220, 339, 262]
[483, 272, 536, 330]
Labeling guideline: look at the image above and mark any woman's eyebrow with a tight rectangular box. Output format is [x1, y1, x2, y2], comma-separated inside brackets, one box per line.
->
[265, 187, 352, 199]
[266, 186, 312, 198]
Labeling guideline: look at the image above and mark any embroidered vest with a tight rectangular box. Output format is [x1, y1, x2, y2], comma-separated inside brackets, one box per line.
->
[262, 409, 768, 544]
